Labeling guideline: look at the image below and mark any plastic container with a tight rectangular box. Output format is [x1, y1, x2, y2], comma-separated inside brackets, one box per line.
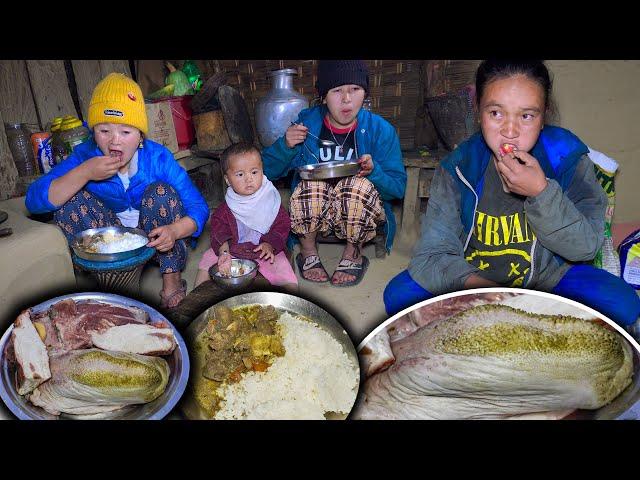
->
[619, 229, 640, 290]
[30, 132, 54, 174]
[4, 123, 36, 176]
[153, 95, 195, 150]
[60, 117, 90, 155]
[50, 117, 66, 164]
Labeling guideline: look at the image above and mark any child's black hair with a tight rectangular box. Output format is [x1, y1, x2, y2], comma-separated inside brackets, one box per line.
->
[220, 142, 261, 173]
[475, 60, 553, 111]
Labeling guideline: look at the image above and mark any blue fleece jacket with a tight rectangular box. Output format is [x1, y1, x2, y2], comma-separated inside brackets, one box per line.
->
[25, 138, 209, 237]
[261, 105, 407, 251]
[409, 125, 607, 294]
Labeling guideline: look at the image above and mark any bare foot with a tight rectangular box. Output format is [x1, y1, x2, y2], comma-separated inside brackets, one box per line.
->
[161, 272, 187, 308]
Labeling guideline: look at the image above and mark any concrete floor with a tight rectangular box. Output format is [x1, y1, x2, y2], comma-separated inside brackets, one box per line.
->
[122, 212, 416, 345]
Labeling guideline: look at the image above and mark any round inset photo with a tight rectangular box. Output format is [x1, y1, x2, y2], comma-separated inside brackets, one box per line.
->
[0, 292, 189, 420]
[353, 288, 640, 420]
[181, 292, 360, 420]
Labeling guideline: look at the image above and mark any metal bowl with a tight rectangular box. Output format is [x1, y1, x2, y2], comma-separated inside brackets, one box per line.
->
[0, 292, 190, 420]
[298, 160, 360, 180]
[209, 259, 258, 290]
[71, 226, 152, 263]
[180, 292, 360, 420]
[357, 290, 640, 420]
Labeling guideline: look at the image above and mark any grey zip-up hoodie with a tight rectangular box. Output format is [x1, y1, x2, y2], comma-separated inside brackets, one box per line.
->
[408, 126, 607, 295]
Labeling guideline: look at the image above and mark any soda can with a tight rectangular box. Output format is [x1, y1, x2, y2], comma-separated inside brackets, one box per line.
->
[30, 132, 54, 174]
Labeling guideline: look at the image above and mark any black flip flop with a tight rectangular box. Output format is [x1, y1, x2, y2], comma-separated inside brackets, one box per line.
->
[296, 253, 330, 283]
[331, 256, 369, 287]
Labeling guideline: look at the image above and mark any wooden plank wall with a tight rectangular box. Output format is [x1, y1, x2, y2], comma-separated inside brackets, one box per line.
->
[0, 61, 40, 128]
[25, 60, 77, 128]
[0, 59, 132, 200]
[72, 60, 132, 120]
[0, 108, 18, 199]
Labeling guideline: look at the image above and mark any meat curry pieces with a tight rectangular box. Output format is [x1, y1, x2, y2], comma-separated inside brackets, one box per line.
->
[193, 305, 285, 417]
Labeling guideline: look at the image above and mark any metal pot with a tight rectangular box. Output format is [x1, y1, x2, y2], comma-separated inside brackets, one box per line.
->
[255, 69, 309, 147]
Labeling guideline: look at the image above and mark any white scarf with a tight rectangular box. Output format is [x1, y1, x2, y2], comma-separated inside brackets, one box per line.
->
[225, 176, 281, 235]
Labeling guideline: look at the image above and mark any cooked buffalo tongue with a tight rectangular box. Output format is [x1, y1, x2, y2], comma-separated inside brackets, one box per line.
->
[27, 349, 170, 416]
[11, 310, 51, 395]
[91, 323, 177, 356]
[361, 293, 510, 378]
[354, 304, 633, 420]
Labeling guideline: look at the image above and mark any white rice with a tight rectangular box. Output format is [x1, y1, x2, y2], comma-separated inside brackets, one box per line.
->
[214, 312, 359, 420]
[94, 232, 148, 254]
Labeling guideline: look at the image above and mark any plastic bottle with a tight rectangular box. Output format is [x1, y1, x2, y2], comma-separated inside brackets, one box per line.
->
[4, 123, 37, 176]
[31, 131, 53, 174]
[60, 117, 90, 156]
[182, 60, 203, 92]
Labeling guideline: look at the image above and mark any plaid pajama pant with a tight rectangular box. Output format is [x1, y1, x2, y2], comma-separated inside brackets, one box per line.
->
[54, 181, 188, 273]
[289, 176, 385, 244]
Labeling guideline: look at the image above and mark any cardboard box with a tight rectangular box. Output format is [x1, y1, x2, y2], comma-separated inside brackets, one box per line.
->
[145, 101, 179, 153]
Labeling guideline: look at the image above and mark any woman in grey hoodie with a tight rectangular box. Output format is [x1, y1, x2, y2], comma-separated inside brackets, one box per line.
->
[384, 60, 640, 327]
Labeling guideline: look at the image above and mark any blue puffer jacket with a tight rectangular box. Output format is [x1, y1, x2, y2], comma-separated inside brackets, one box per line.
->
[25, 138, 210, 237]
[409, 125, 607, 294]
[262, 105, 407, 251]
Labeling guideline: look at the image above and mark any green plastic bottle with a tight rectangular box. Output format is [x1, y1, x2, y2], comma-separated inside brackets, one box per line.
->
[182, 60, 203, 92]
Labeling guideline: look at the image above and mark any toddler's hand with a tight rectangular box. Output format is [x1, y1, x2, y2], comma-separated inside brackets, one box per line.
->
[218, 252, 232, 277]
[254, 242, 275, 263]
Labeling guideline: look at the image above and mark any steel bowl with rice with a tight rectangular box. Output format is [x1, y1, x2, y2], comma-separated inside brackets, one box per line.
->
[181, 292, 361, 420]
[209, 258, 258, 290]
[71, 226, 152, 262]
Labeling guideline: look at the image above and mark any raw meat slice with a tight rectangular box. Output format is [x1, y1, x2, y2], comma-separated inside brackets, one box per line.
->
[49, 300, 149, 351]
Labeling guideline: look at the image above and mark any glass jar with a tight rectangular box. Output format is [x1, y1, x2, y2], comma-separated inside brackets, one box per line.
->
[4, 123, 36, 176]
[50, 117, 66, 164]
[60, 118, 90, 156]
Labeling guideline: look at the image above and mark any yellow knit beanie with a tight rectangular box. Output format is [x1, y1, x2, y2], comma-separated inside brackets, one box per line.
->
[87, 73, 148, 135]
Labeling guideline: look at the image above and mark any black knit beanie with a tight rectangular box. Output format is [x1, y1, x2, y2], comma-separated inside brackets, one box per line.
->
[316, 60, 369, 98]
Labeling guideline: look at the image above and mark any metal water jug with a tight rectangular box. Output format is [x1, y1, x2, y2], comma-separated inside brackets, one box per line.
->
[255, 69, 309, 147]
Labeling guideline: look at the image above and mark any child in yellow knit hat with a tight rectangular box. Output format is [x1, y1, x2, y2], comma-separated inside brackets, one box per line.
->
[26, 73, 209, 309]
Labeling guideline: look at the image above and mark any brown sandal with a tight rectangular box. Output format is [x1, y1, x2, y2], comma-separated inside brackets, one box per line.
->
[160, 279, 187, 309]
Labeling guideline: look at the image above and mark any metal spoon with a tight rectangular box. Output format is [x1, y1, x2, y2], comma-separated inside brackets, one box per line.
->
[290, 122, 336, 147]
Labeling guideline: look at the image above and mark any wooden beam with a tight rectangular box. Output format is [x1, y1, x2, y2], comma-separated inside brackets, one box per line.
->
[99, 60, 131, 77]
[0, 60, 40, 129]
[71, 60, 102, 121]
[26, 60, 78, 124]
[0, 108, 18, 200]
[402, 166, 420, 236]
[135, 59, 166, 96]
[403, 156, 440, 169]
[418, 168, 434, 198]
